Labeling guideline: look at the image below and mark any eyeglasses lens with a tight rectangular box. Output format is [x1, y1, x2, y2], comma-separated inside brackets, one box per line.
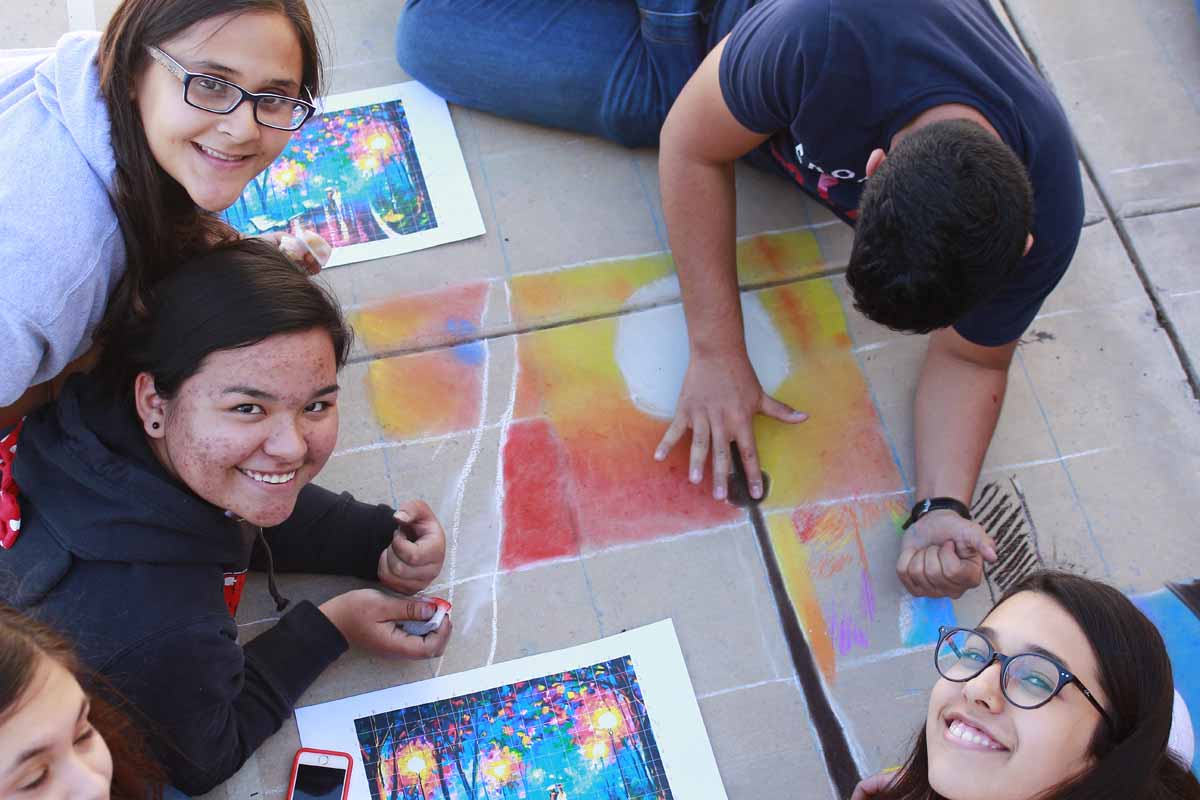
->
[187, 77, 241, 113]
[256, 96, 308, 129]
[186, 78, 307, 130]
[1002, 654, 1060, 707]
[936, 629, 993, 680]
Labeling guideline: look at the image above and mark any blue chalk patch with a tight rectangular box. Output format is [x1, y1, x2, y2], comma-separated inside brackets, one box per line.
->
[902, 596, 957, 647]
[452, 341, 486, 366]
[445, 318, 485, 365]
[1133, 587, 1200, 776]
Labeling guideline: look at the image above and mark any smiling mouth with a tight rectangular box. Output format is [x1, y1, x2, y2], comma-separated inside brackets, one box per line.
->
[194, 142, 252, 163]
[946, 718, 1008, 752]
[237, 468, 297, 485]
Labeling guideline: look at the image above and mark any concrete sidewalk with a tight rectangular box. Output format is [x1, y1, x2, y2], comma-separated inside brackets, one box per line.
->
[4, 1, 1199, 797]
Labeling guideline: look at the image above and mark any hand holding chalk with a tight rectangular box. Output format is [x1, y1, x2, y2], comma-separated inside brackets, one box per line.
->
[897, 511, 996, 599]
[399, 597, 452, 636]
[259, 229, 331, 275]
[319, 588, 452, 659]
[378, 500, 446, 595]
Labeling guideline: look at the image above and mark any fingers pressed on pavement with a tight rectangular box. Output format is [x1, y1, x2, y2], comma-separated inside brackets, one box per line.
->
[760, 393, 807, 422]
[711, 424, 730, 501]
[654, 413, 688, 461]
[689, 417, 710, 484]
[735, 432, 763, 499]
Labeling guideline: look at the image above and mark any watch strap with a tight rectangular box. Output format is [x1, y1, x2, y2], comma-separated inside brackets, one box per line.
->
[901, 497, 971, 530]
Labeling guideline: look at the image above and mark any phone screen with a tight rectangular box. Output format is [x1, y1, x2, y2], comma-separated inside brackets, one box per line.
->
[292, 763, 348, 800]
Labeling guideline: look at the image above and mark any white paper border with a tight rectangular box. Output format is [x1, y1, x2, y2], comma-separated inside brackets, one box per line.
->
[297, 81, 483, 267]
[295, 620, 726, 799]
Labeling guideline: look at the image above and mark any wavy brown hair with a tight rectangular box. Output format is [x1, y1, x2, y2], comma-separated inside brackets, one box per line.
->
[97, 237, 353, 401]
[0, 604, 166, 800]
[95, 0, 324, 331]
[873, 571, 1200, 800]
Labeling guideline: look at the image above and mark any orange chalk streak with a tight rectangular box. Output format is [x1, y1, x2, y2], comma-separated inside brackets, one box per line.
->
[353, 281, 489, 354]
[367, 348, 482, 438]
[767, 512, 836, 680]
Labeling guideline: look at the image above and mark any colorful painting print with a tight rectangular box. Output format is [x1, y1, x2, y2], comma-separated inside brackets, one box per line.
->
[295, 622, 726, 800]
[223, 83, 484, 267]
[354, 657, 671, 800]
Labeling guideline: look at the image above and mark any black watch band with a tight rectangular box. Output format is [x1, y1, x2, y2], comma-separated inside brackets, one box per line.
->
[902, 497, 971, 530]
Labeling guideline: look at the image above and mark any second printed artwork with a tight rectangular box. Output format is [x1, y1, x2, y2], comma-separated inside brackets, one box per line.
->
[296, 621, 725, 800]
[224, 82, 484, 266]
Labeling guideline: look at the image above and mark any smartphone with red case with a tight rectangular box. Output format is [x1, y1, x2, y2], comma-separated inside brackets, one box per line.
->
[286, 748, 352, 800]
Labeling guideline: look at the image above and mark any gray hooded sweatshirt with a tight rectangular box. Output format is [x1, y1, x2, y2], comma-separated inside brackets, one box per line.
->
[0, 32, 125, 405]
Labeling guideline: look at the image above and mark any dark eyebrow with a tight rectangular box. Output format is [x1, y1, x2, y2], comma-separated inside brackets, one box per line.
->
[8, 699, 89, 769]
[976, 626, 1072, 670]
[223, 386, 278, 402]
[223, 385, 339, 402]
[189, 59, 301, 94]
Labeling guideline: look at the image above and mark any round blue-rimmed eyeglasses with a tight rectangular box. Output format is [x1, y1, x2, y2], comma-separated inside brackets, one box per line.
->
[935, 626, 1113, 730]
[145, 46, 316, 131]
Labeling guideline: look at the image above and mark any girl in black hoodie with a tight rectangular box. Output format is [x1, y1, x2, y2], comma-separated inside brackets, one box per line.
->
[1, 239, 452, 795]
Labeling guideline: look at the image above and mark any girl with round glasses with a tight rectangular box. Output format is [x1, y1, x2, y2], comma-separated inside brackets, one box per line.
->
[0, 0, 326, 427]
[853, 571, 1199, 800]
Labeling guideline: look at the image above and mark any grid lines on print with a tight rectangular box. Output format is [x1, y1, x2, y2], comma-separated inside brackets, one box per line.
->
[353, 656, 673, 800]
[224, 99, 438, 246]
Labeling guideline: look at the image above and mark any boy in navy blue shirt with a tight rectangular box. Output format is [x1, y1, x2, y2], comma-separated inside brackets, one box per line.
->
[397, 0, 1084, 599]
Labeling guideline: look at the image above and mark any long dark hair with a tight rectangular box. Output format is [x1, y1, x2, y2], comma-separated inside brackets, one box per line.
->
[0, 604, 165, 800]
[97, 237, 352, 400]
[876, 571, 1199, 800]
[95, 0, 324, 326]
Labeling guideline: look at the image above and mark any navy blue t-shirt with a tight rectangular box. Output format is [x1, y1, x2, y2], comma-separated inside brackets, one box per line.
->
[715, 0, 1084, 346]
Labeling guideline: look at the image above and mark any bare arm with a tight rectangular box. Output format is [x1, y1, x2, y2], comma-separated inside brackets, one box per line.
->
[897, 328, 1009, 597]
[915, 328, 1015, 503]
[654, 36, 806, 500]
[0, 345, 101, 429]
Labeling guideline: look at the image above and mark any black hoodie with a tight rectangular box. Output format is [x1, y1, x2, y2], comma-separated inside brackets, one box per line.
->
[2, 376, 398, 794]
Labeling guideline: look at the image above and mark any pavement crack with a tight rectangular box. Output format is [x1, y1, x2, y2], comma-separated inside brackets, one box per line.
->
[996, 0, 1200, 405]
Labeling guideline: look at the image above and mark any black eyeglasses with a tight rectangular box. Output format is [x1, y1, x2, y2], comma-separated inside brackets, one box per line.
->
[935, 626, 1113, 730]
[146, 46, 315, 131]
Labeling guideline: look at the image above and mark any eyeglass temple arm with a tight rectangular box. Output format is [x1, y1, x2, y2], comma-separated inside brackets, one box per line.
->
[1072, 680, 1115, 730]
[146, 47, 186, 81]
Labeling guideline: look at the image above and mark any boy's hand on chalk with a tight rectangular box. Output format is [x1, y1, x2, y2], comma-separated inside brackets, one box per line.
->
[377, 500, 446, 595]
[319, 588, 452, 659]
[653, 350, 806, 502]
[257, 229, 331, 275]
[897, 511, 997, 599]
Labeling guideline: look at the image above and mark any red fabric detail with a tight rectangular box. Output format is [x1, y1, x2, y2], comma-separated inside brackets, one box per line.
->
[0, 420, 25, 550]
[223, 570, 248, 617]
[770, 139, 807, 187]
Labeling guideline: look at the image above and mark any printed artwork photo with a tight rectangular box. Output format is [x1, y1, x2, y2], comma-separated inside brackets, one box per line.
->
[223, 98, 437, 246]
[353, 656, 673, 800]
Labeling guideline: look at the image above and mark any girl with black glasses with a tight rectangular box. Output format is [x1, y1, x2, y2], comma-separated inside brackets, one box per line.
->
[0, 0, 327, 428]
[853, 571, 1199, 800]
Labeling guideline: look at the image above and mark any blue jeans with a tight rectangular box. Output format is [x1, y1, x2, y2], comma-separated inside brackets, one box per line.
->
[161, 786, 189, 800]
[396, 0, 746, 147]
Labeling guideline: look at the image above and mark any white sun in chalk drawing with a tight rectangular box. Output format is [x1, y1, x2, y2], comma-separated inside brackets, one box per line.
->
[614, 274, 790, 420]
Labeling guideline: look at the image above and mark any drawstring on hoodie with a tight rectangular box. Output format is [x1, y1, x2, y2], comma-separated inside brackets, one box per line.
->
[254, 527, 289, 613]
